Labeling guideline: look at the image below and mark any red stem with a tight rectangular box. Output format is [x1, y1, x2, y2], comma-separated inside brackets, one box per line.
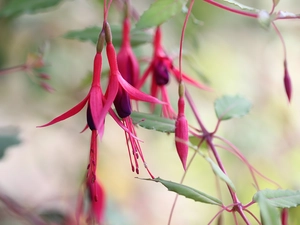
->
[178, 0, 194, 82]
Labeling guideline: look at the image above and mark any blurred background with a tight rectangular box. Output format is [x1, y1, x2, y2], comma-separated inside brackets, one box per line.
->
[0, 0, 300, 224]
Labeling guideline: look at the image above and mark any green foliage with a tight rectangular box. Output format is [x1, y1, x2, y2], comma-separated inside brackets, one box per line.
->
[135, 0, 184, 29]
[131, 111, 175, 133]
[255, 192, 281, 225]
[205, 157, 236, 192]
[0, 127, 21, 160]
[0, 0, 63, 18]
[40, 211, 65, 224]
[141, 177, 222, 206]
[64, 25, 152, 47]
[214, 95, 251, 121]
[254, 189, 300, 208]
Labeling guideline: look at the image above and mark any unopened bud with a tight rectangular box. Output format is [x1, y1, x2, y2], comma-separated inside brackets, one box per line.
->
[283, 61, 292, 102]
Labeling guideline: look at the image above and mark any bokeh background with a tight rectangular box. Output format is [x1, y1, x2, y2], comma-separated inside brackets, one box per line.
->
[1, 0, 300, 224]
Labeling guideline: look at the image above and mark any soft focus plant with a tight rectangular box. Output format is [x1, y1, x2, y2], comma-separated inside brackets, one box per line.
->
[1, 0, 300, 224]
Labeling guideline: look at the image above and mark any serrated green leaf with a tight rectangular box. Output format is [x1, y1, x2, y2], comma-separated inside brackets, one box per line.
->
[205, 157, 236, 192]
[131, 111, 175, 133]
[141, 177, 222, 206]
[0, 127, 21, 160]
[214, 95, 251, 121]
[64, 25, 152, 47]
[0, 0, 62, 18]
[222, 0, 259, 12]
[254, 189, 300, 208]
[135, 0, 183, 30]
[255, 192, 281, 225]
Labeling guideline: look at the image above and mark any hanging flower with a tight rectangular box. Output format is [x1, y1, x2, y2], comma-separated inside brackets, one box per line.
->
[137, 26, 211, 118]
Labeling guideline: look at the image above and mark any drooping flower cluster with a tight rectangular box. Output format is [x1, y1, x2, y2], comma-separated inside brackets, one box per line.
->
[38, 18, 164, 222]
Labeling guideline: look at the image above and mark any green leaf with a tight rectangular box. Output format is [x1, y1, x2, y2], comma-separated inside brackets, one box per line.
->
[214, 95, 251, 121]
[0, 0, 62, 18]
[0, 127, 21, 160]
[135, 0, 183, 30]
[255, 192, 281, 225]
[40, 211, 65, 224]
[141, 177, 222, 206]
[222, 0, 259, 12]
[253, 189, 300, 208]
[205, 157, 236, 192]
[131, 111, 175, 133]
[64, 25, 152, 47]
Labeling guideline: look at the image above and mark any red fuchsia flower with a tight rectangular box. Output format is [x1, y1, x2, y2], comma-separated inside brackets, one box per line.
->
[37, 31, 106, 138]
[175, 83, 189, 170]
[137, 26, 211, 119]
[104, 21, 165, 178]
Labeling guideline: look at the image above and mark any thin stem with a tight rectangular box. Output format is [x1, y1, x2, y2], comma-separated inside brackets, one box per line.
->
[204, 0, 258, 18]
[178, 0, 194, 82]
[244, 208, 262, 225]
[272, 22, 287, 61]
[0, 64, 26, 76]
[185, 88, 207, 134]
[214, 135, 281, 188]
[206, 136, 251, 225]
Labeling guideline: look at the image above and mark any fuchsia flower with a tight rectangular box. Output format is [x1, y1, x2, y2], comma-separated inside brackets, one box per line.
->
[39, 22, 164, 177]
[137, 26, 211, 118]
[37, 32, 106, 137]
[175, 83, 189, 170]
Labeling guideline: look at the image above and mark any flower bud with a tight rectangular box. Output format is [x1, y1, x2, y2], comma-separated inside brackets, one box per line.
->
[283, 61, 292, 102]
[175, 83, 188, 170]
[175, 114, 189, 170]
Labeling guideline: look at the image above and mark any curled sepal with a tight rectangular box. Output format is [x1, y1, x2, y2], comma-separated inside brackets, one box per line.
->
[283, 61, 292, 102]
